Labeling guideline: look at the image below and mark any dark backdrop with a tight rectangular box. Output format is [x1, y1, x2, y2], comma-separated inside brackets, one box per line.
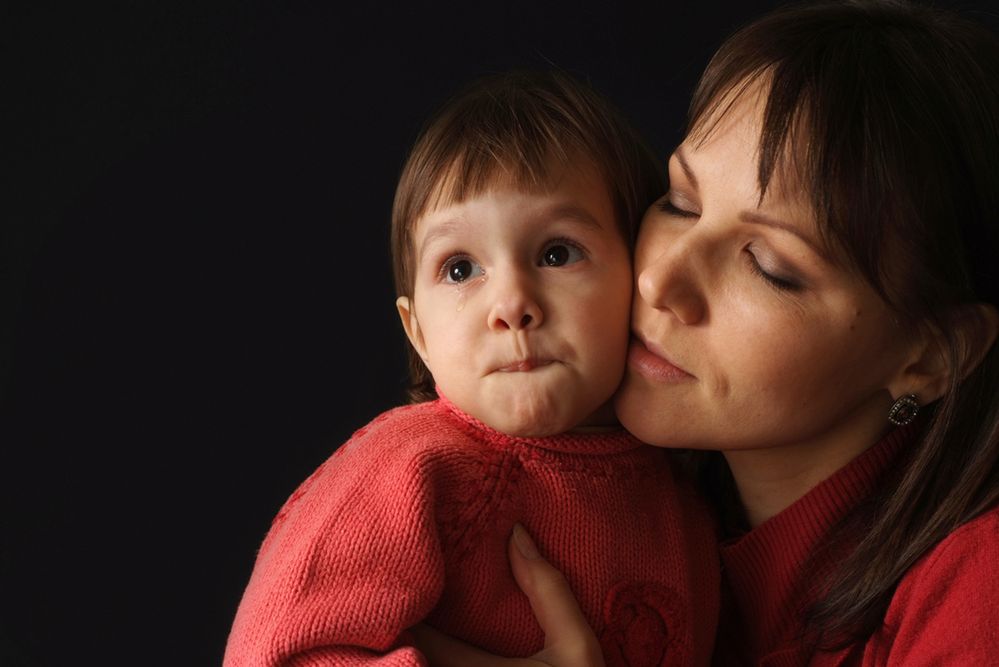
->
[4, 1, 997, 665]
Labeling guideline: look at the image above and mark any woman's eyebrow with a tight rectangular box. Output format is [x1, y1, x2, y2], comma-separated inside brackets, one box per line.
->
[673, 148, 699, 190]
[676, 145, 828, 260]
[739, 210, 829, 261]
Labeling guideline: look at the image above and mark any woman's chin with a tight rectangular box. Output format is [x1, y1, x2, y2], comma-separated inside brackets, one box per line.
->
[613, 381, 676, 447]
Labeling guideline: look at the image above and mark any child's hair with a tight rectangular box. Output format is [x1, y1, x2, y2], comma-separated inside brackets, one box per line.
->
[391, 69, 665, 403]
[686, 0, 999, 649]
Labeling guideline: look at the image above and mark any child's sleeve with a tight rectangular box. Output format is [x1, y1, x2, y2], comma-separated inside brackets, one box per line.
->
[223, 431, 447, 667]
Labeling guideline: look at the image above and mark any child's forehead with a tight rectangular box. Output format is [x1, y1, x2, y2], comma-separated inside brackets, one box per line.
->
[419, 154, 608, 219]
[411, 164, 618, 248]
[421, 177, 550, 220]
[419, 193, 604, 231]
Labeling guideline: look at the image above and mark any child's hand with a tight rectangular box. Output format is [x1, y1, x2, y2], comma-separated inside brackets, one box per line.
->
[409, 524, 605, 667]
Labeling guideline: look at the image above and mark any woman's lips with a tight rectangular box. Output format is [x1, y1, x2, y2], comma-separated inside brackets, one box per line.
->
[627, 338, 694, 383]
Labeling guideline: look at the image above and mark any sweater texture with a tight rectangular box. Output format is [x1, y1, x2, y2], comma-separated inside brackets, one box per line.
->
[716, 425, 999, 665]
[224, 397, 720, 666]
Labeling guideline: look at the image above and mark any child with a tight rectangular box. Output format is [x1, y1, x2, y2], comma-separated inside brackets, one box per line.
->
[224, 70, 719, 666]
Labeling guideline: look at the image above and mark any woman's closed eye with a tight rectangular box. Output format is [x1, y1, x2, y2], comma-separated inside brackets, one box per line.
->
[658, 194, 699, 218]
[657, 192, 804, 293]
[744, 247, 802, 292]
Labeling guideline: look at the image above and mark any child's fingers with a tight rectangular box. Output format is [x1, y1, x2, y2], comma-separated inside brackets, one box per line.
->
[508, 524, 605, 666]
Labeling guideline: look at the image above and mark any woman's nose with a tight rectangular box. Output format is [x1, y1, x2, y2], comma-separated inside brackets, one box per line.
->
[487, 272, 543, 331]
[636, 235, 706, 325]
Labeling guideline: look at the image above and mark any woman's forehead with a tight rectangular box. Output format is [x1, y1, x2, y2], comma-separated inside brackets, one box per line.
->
[687, 73, 770, 144]
[677, 87, 812, 205]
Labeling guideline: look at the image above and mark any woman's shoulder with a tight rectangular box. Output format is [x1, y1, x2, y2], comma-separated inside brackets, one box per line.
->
[904, 505, 999, 584]
[875, 505, 999, 662]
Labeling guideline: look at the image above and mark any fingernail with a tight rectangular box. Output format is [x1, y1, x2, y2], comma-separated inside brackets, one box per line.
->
[512, 523, 541, 560]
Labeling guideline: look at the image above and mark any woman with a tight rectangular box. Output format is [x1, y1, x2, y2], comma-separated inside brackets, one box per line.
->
[414, 0, 999, 664]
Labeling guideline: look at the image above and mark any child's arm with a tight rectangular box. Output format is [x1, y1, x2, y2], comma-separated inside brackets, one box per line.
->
[223, 430, 447, 666]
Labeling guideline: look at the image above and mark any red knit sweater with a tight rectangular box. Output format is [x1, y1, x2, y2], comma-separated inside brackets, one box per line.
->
[224, 397, 720, 666]
[716, 426, 999, 665]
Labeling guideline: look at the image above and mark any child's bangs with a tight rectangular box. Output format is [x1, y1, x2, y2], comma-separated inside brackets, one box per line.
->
[419, 133, 581, 218]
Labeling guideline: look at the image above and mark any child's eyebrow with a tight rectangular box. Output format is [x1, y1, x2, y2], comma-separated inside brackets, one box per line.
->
[541, 204, 603, 232]
[417, 203, 606, 262]
[418, 217, 469, 261]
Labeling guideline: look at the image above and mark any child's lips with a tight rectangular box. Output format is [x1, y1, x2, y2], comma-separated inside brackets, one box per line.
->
[495, 358, 555, 372]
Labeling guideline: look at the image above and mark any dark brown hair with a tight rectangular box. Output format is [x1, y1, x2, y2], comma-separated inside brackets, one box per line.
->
[391, 69, 664, 402]
[687, 0, 999, 649]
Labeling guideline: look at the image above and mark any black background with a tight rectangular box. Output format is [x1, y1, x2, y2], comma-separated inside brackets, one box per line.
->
[4, 1, 997, 665]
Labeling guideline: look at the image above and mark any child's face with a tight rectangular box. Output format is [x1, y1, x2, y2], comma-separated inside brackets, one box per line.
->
[397, 162, 633, 437]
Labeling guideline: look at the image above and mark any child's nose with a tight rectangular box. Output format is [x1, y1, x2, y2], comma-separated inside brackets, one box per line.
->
[487, 273, 543, 331]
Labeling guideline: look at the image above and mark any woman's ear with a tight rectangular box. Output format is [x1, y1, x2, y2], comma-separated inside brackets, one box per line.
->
[889, 303, 999, 404]
[396, 296, 430, 364]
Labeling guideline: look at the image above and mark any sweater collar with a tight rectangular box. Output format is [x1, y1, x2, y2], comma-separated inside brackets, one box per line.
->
[433, 392, 644, 456]
[717, 423, 918, 660]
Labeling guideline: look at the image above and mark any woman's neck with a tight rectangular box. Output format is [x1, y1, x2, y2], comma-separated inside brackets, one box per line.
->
[723, 411, 891, 528]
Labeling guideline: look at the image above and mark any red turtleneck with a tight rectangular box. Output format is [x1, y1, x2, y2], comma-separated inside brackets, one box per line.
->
[717, 426, 999, 665]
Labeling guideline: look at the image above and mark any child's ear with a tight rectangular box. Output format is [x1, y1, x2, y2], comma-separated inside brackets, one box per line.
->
[396, 296, 430, 364]
[888, 303, 999, 404]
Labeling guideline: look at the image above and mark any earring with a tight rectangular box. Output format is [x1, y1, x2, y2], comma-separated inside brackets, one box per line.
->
[888, 394, 920, 426]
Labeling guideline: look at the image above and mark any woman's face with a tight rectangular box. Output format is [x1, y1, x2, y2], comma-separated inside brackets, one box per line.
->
[614, 89, 916, 456]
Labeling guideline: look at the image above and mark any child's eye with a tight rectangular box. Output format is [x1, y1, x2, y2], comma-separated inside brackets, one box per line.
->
[540, 242, 585, 267]
[442, 257, 483, 284]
